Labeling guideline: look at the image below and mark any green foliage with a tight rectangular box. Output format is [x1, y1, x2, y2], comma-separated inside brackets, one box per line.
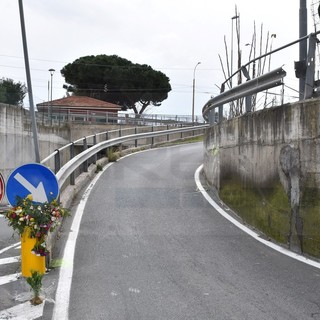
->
[219, 179, 291, 244]
[61, 54, 171, 114]
[26, 270, 43, 305]
[107, 148, 120, 162]
[95, 164, 103, 172]
[0, 78, 27, 106]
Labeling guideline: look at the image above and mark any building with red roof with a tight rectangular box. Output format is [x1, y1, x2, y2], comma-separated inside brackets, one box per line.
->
[36, 96, 122, 123]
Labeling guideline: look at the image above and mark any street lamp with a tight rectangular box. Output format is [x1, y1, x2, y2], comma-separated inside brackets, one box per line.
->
[18, 0, 40, 162]
[192, 61, 201, 123]
[48, 68, 55, 125]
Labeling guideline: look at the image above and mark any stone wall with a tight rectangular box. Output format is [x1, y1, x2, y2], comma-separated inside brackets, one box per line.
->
[203, 98, 320, 257]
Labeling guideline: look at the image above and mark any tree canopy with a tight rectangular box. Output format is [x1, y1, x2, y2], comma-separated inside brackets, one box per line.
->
[0, 78, 27, 106]
[61, 55, 171, 114]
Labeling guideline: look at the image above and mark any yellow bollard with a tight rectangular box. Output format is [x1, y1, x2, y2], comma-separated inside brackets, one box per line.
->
[21, 228, 45, 277]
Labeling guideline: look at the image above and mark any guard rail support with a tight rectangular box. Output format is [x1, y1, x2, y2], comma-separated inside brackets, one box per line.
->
[93, 134, 97, 164]
[83, 137, 88, 173]
[54, 150, 61, 174]
[70, 143, 75, 185]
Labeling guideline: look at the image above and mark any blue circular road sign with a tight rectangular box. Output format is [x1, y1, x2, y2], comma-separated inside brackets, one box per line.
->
[6, 163, 59, 206]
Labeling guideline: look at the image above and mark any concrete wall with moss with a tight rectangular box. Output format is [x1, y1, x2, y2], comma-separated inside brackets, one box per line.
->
[203, 98, 320, 258]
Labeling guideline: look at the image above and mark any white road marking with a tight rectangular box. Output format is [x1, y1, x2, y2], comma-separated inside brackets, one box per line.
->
[194, 164, 320, 270]
[0, 300, 44, 320]
[128, 288, 141, 294]
[0, 242, 20, 255]
[0, 256, 20, 266]
[0, 273, 21, 286]
[52, 164, 113, 320]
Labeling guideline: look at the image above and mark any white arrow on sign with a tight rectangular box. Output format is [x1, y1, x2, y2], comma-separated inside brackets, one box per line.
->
[14, 173, 48, 203]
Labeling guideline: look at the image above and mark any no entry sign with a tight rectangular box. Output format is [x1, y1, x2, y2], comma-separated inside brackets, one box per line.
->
[0, 173, 4, 203]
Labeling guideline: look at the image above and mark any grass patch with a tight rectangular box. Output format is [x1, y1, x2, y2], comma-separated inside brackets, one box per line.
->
[95, 164, 103, 172]
[107, 148, 120, 162]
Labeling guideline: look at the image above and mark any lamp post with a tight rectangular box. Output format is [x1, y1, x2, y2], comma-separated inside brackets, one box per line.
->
[48, 68, 55, 125]
[192, 61, 201, 124]
[18, 0, 40, 162]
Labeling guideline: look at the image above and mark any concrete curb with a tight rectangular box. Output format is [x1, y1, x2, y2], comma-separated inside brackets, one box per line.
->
[46, 157, 109, 266]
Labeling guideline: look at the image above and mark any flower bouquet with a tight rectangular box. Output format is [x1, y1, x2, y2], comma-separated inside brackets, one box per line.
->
[5, 195, 69, 256]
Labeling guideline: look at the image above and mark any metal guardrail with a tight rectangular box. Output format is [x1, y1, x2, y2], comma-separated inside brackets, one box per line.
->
[202, 30, 320, 124]
[41, 124, 209, 190]
[202, 67, 287, 122]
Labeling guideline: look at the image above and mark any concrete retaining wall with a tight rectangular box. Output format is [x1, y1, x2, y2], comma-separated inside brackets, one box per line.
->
[0, 104, 70, 185]
[203, 98, 320, 258]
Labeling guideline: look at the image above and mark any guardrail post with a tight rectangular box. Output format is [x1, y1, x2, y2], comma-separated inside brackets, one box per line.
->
[167, 125, 170, 141]
[208, 109, 215, 125]
[119, 128, 122, 152]
[70, 143, 75, 185]
[93, 134, 97, 164]
[105, 131, 109, 157]
[180, 124, 183, 139]
[151, 126, 154, 146]
[245, 96, 252, 112]
[135, 127, 138, 147]
[54, 150, 61, 174]
[83, 137, 88, 172]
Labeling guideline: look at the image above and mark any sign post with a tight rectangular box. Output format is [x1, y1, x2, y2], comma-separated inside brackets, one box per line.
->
[6, 163, 59, 277]
[0, 173, 4, 204]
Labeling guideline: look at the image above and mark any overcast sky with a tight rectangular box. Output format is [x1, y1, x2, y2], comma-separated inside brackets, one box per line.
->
[0, 1, 319, 116]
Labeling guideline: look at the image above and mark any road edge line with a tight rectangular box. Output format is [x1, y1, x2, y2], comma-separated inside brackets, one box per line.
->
[194, 164, 320, 270]
[52, 163, 114, 320]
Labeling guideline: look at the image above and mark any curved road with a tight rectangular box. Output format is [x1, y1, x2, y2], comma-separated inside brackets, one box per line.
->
[55, 143, 320, 320]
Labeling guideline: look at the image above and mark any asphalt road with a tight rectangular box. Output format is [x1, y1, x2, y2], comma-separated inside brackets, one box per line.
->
[60, 143, 320, 320]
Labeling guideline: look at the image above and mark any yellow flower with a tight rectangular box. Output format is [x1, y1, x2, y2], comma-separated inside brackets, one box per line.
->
[15, 207, 22, 214]
[27, 194, 33, 201]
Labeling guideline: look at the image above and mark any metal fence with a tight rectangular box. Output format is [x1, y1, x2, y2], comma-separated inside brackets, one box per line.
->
[41, 124, 209, 191]
[35, 110, 205, 127]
